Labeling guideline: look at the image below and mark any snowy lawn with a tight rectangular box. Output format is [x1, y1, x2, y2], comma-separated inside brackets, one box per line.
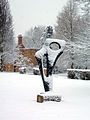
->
[0, 72, 90, 120]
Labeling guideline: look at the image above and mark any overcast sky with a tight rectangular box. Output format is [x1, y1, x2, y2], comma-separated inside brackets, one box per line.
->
[9, 0, 68, 37]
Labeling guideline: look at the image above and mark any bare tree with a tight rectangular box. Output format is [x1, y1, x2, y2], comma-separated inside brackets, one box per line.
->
[55, 0, 83, 42]
[23, 26, 45, 49]
[54, 0, 90, 71]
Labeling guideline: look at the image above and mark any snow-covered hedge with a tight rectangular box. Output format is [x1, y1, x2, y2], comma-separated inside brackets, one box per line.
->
[19, 67, 26, 74]
[67, 69, 90, 80]
[33, 67, 40, 75]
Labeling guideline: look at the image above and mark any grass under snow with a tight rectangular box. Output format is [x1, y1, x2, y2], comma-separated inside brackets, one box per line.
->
[0, 72, 90, 120]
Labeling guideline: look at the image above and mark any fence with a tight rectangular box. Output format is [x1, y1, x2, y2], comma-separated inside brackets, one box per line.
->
[4, 63, 19, 72]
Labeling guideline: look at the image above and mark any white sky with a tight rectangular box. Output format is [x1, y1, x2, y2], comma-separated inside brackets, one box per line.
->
[9, 0, 68, 37]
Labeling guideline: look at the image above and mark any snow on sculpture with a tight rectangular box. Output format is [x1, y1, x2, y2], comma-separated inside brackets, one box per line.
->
[35, 38, 66, 92]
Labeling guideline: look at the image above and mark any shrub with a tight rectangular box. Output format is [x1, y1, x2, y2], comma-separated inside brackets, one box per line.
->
[68, 71, 75, 79]
[67, 69, 90, 80]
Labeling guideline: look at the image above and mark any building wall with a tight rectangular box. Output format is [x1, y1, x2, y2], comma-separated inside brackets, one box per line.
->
[4, 35, 39, 72]
[4, 64, 19, 72]
[20, 49, 38, 66]
[4, 49, 38, 72]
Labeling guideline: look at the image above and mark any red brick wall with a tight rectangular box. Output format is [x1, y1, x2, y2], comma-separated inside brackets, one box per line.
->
[20, 49, 38, 66]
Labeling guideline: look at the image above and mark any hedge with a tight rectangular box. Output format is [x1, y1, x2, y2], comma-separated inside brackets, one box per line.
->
[67, 69, 90, 80]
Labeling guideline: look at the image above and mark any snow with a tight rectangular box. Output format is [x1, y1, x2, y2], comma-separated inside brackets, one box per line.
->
[44, 75, 53, 91]
[67, 69, 90, 72]
[0, 72, 90, 120]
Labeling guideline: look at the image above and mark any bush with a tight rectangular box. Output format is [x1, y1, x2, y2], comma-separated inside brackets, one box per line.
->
[67, 69, 90, 80]
[68, 71, 75, 79]
[33, 67, 40, 75]
[19, 67, 26, 74]
[80, 72, 90, 80]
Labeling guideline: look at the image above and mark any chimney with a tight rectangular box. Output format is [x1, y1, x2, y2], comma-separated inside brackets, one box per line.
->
[16, 34, 25, 49]
[18, 34, 23, 45]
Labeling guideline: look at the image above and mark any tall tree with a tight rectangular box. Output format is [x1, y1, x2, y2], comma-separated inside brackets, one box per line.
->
[41, 26, 53, 40]
[55, 0, 83, 42]
[23, 26, 45, 49]
[79, 0, 90, 45]
[80, 0, 90, 68]
[55, 0, 90, 71]
[0, 0, 14, 71]
[71, 0, 90, 68]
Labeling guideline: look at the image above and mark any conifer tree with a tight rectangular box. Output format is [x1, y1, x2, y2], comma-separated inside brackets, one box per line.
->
[0, 0, 14, 71]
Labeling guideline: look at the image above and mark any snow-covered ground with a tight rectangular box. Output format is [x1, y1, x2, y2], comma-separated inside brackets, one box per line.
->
[0, 72, 90, 120]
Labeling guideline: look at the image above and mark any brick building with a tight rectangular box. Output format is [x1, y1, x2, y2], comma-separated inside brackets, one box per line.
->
[5, 35, 38, 72]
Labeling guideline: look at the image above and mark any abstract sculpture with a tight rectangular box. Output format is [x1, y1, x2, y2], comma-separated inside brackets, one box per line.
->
[35, 38, 66, 92]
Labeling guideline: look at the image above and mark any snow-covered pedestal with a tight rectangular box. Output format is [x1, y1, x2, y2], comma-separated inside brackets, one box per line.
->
[37, 92, 61, 103]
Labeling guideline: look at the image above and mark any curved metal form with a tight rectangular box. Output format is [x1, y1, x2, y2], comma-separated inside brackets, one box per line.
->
[35, 38, 66, 92]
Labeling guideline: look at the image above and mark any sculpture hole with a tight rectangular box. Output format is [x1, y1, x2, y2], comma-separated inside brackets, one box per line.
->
[49, 42, 61, 50]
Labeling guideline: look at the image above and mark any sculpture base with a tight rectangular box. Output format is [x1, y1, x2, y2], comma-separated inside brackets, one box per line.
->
[37, 92, 61, 103]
